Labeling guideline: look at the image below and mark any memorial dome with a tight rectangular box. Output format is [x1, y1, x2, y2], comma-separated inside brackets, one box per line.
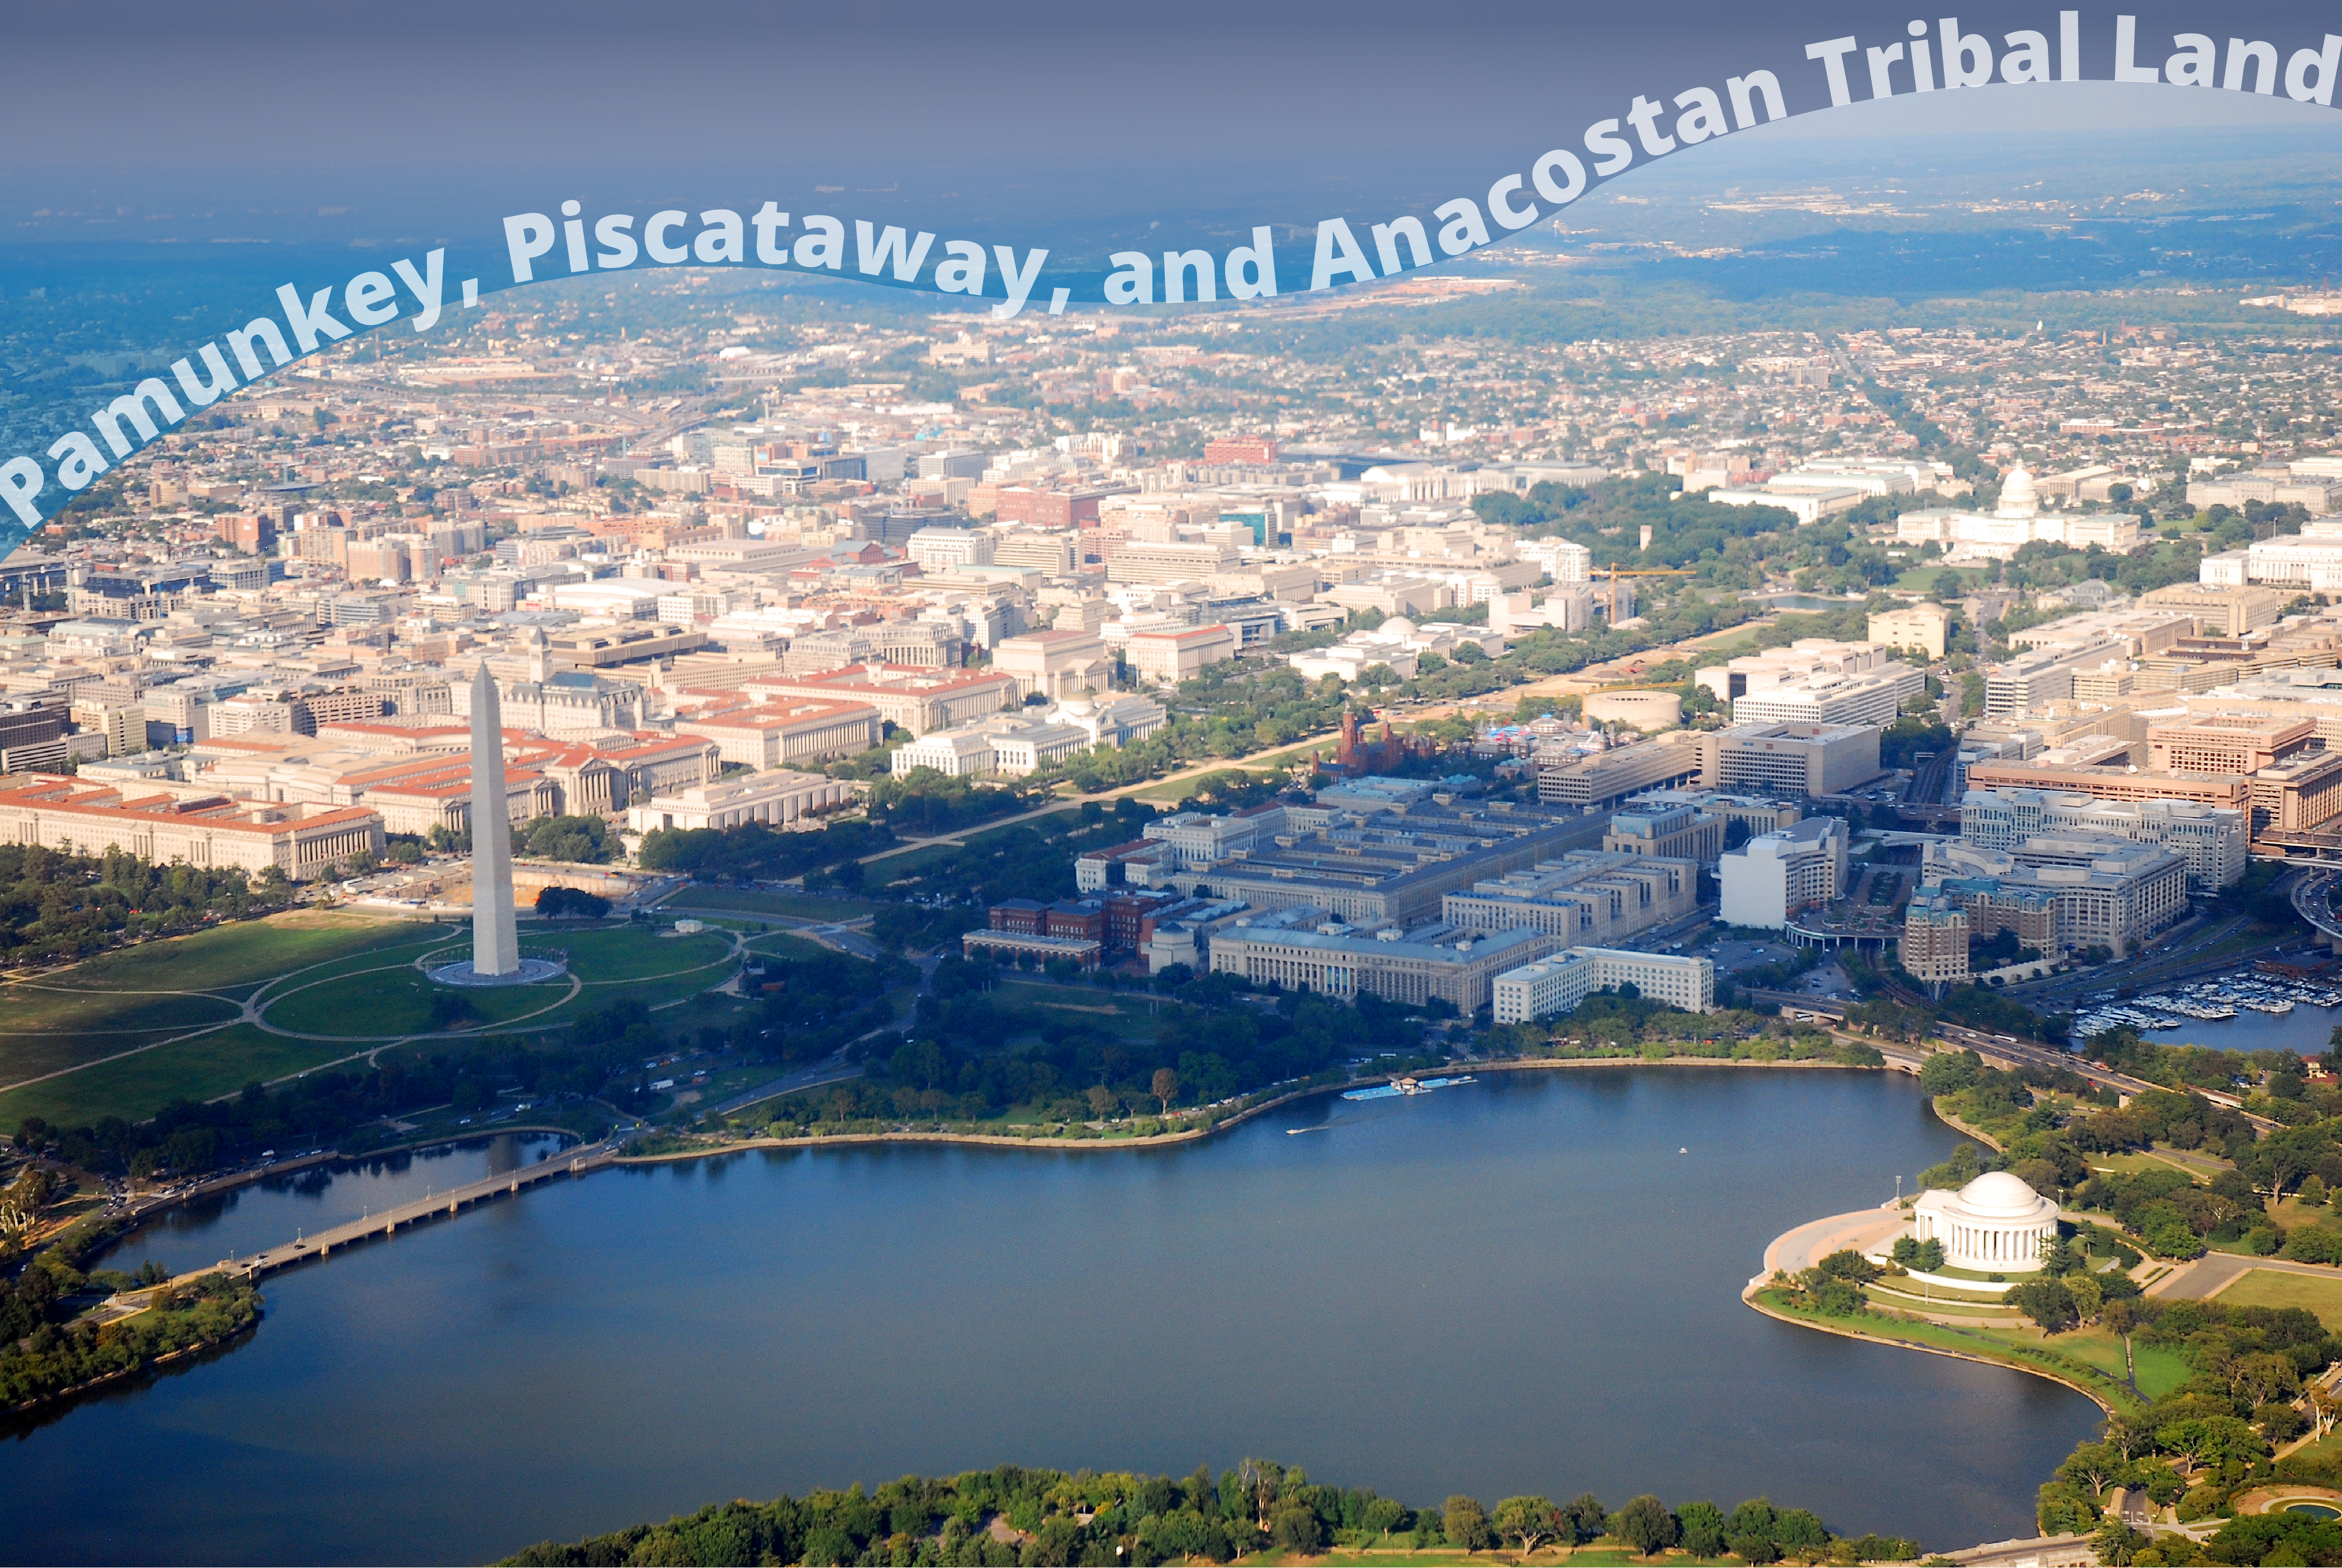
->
[1910, 1170, 2058, 1273]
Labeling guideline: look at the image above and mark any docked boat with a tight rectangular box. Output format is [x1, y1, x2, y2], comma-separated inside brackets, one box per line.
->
[1340, 1074, 1477, 1102]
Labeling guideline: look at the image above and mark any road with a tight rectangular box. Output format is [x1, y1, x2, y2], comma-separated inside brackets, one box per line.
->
[709, 950, 941, 1118]
[2006, 911, 2276, 1010]
[852, 728, 1343, 868]
[2150, 1247, 2342, 1300]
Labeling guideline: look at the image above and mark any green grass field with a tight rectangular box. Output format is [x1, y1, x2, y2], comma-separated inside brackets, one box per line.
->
[991, 979, 1161, 1039]
[260, 967, 575, 1038]
[0, 1025, 372, 1129]
[2216, 1269, 2342, 1331]
[0, 922, 743, 1130]
[658, 887, 881, 921]
[0, 914, 440, 1085]
[559, 928, 733, 983]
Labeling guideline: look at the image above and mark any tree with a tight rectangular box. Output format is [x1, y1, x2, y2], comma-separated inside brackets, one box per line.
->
[1559, 1494, 1609, 1545]
[2156, 1415, 2264, 1471]
[2007, 1278, 2079, 1333]
[1443, 1496, 1493, 1553]
[1611, 1496, 1678, 1557]
[2058, 1442, 2125, 1496]
[1493, 1497, 1558, 1556]
[1240, 1460, 1283, 1534]
[2093, 1523, 2150, 1567]
[536, 885, 611, 918]
[1152, 1067, 1179, 1116]
[1919, 1049, 1983, 1094]
[1270, 1505, 1322, 1554]
[1725, 1498, 1780, 1565]
[1676, 1502, 1727, 1559]
[2065, 1272, 2104, 1324]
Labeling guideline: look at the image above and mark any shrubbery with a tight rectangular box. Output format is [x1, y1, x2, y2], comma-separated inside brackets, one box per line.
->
[502, 1460, 1915, 1567]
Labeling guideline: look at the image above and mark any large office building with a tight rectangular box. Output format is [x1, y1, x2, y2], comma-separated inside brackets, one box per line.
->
[1491, 947, 1717, 1022]
[1163, 793, 1610, 926]
[1728, 666, 1924, 729]
[738, 664, 1018, 736]
[2146, 715, 2315, 775]
[1696, 722, 1881, 797]
[1718, 815, 1850, 929]
[1983, 643, 2128, 718]
[625, 769, 861, 834]
[1924, 834, 2188, 959]
[1535, 731, 1704, 807]
[1602, 799, 1725, 864]
[0, 773, 383, 881]
[1441, 851, 1697, 946]
[1959, 786, 2247, 891]
[1206, 915, 1556, 1013]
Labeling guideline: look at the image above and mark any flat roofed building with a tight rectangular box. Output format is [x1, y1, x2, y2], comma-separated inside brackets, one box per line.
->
[625, 769, 857, 834]
[1868, 603, 1952, 660]
[741, 664, 1017, 736]
[1696, 722, 1882, 797]
[1442, 850, 1696, 945]
[1696, 639, 1896, 703]
[2147, 715, 2315, 775]
[1718, 815, 1849, 929]
[1984, 643, 2127, 718]
[1178, 803, 1609, 926]
[890, 729, 998, 779]
[1729, 666, 1924, 730]
[1961, 759, 2247, 810]
[1924, 834, 2188, 959]
[1603, 801, 1725, 864]
[2139, 582, 2292, 637]
[1536, 731, 1704, 807]
[2249, 748, 2342, 839]
[0, 774, 382, 881]
[1960, 786, 2246, 891]
[1492, 947, 1716, 1023]
[1208, 921, 1557, 1013]
[1901, 891, 1971, 987]
[672, 698, 882, 770]
[1126, 624, 1236, 686]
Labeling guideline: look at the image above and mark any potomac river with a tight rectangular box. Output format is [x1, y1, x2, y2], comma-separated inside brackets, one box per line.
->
[2, 1070, 2099, 1564]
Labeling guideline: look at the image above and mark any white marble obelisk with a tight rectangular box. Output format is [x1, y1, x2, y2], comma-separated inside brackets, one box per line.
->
[469, 662, 519, 977]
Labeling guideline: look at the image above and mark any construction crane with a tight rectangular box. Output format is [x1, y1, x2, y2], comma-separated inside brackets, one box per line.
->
[1595, 564, 1693, 623]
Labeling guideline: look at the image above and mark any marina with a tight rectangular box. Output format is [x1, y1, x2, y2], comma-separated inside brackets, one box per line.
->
[2072, 974, 2341, 1042]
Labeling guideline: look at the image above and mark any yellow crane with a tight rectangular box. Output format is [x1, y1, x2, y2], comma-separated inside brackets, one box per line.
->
[1595, 564, 1694, 623]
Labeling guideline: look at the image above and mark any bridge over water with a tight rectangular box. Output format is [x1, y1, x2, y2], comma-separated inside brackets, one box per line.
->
[187, 1140, 619, 1285]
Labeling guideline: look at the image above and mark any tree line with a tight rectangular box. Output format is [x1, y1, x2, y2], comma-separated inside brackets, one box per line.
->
[2034, 1297, 2342, 1562]
[762, 964, 1428, 1132]
[0, 843, 292, 968]
[501, 1459, 1919, 1567]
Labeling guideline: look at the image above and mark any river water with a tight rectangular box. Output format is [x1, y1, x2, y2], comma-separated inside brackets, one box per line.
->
[2141, 1004, 2339, 1057]
[2, 1071, 2099, 1564]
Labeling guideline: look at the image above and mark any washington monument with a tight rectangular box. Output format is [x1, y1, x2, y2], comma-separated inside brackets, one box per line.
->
[470, 662, 518, 976]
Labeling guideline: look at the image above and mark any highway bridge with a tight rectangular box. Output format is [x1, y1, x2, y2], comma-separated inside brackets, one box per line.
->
[190, 1140, 619, 1285]
[2293, 867, 2342, 949]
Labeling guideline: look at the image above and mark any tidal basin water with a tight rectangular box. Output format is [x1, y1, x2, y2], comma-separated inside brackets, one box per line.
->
[3, 1071, 2101, 1563]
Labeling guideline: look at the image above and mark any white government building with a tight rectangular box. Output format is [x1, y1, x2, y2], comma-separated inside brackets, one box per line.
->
[1910, 1171, 2059, 1273]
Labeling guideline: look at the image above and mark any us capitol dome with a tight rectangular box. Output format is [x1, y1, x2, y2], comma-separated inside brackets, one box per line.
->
[1910, 1171, 2058, 1273]
[1993, 464, 2041, 520]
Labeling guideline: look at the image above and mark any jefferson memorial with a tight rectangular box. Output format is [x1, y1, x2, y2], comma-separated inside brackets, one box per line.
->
[1910, 1171, 2059, 1273]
